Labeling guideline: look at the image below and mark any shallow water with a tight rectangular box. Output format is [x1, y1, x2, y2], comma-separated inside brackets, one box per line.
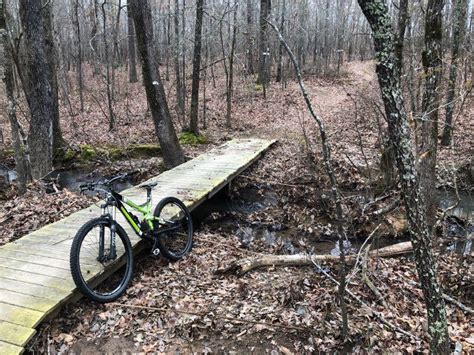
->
[197, 186, 473, 257]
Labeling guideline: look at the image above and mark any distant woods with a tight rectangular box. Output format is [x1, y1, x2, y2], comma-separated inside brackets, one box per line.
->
[1, 0, 473, 183]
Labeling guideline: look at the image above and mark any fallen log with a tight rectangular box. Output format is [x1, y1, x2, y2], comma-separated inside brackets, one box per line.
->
[215, 241, 413, 276]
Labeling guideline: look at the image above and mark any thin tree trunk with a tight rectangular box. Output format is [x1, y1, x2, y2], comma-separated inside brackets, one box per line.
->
[246, 0, 254, 75]
[102, 0, 115, 130]
[189, 0, 204, 135]
[257, 0, 271, 85]
[275, 0, 285, 83]
[226, 3, 237, 128]
[129, 0, 185, 168]
[441, 0, 468, 146]
[419, 0, 444, 229]
[174, 0, 185, 123]
[43, 0, 64, 155]
[2, 2, 31, 193]
[357, 1, 449, 352]
[90, 0, 100, 76]
[267, 19, 349, 341]
[127, 0, 138, 83]
[73, 0, 84, 112]
[395, 0, 409, 76]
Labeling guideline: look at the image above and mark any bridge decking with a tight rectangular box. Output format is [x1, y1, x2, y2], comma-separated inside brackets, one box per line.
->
[0, 138, 275, 354]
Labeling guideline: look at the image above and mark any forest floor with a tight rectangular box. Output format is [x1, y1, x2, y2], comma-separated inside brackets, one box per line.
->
[0, 61, 473, 353]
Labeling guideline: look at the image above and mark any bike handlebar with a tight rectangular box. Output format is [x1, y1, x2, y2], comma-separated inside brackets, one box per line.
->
[79, 173, 129, 193]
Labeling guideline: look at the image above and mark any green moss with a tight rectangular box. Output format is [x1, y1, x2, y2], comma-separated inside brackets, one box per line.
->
[80, 144, 97, 160]
[254, 84, 263, 92]
[179, 132, 208, 145]
[125, 144, 161, 158]
[0, 149, 14, 160]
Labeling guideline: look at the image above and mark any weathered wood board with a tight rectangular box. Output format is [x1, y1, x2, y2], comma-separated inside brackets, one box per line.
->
[0, 138, 275, 354]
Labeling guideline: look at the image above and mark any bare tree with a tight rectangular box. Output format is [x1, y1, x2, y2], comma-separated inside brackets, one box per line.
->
[395, 0, 409, 75]
[357, 0, 449, 352]
[441, 0, 468, 146]
[18, 0, 57, 179]
[129, 0, 184, 168]
[419, 0, 444, 229]
[73, 0, 84, 112]
[102, 0, 115, 130]
[174, 0, 185, 122]
[2, 0, 31, 193]
[189, 0, 204, 135]
[127, 0, 138, 83]
[257, 0, 271, 85]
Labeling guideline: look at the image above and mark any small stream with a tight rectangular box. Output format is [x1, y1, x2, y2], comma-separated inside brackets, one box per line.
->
[0, 165, 134, 193]
[2, 165, 472, 255]
[197, 186, 473, 256]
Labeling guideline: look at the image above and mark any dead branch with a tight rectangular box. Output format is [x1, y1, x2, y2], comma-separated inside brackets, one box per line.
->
[215, 241, 413, 276]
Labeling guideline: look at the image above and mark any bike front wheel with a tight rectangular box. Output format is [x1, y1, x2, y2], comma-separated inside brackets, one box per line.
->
[154, 197, 193, 261]
[70, 217, 134, 303]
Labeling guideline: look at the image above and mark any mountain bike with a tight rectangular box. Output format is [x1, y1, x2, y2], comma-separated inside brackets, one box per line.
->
[69, 173, 193, 303]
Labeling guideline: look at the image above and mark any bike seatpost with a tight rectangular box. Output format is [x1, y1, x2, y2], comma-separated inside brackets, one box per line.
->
[146, 188, 152, 203]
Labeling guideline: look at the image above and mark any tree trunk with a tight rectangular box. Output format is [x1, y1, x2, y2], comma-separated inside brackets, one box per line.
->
[419, 0, 444, 230]
[19, 0, 56, 179]
[174, 0, 185, 123]
[357, 1, 449, 352]
[73, 0, 84, 112]
[441, 0, 468, 146]
[102, 0, 115, 130]
[275, 0, 285, 83]
[129, 0, 185, 169]
[226, 3, 237, 128]
[246, 0, 254, 75]
[2, 0, 32, 193]
[189, 0, 204, 135]
[127, 0, 138, 83]
[90, 0, 100, 76]
[395, 0, 409, 76]
[257, 0, 271, 85]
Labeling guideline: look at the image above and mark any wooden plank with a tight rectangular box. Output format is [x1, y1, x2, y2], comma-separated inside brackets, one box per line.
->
[0, 267, 72, 291]
[0, 340, 24, 355]
[0, 321, 35, 347]
[0, 302, 44, 328]
[0, 259, 72, 280]
[0, 138, 275, 354]
[0, 289, 57, 313]
[1, 244, 76, 261]
[0, 277, 66, 300]
[0, 250, 72, 270]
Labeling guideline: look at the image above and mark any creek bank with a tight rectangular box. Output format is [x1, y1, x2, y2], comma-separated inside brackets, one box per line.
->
[195, 183, 473, 258]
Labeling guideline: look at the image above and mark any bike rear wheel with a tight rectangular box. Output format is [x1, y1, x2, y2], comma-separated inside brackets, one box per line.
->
[70, 217, 133, 303]
[154, 197, 193, 261]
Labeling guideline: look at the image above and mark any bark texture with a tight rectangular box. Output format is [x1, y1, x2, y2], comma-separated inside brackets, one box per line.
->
[441, 0, 468, 146]
[357, 0, 449, 352]
[2, 0, 31, 193]
[127, 0, 138, 83]
[129, 0, 184, 169]
[257, 0, 271, 85]
[189, 0, 204, 135]
[19, 0, 56, 179]
[420, 0, 444, 229]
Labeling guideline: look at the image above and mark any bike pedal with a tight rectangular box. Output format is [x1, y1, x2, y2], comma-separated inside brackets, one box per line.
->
[152, 248, 160, 256]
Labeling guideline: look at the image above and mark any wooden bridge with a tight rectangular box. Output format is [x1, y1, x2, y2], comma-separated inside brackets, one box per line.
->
[0, 138, 275, 354]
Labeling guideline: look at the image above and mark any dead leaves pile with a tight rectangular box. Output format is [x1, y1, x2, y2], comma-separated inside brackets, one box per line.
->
[0, 182, 93, 246]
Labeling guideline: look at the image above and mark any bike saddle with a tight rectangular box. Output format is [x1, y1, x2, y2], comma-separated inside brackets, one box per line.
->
[140, 182, 158, 190]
